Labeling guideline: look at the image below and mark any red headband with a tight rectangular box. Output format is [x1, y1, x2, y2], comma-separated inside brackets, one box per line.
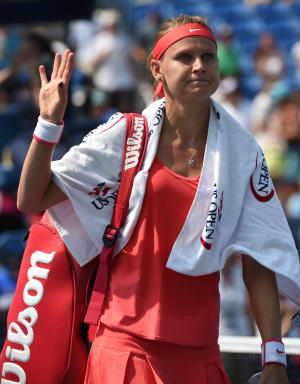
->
[153, 23, 217, 60]
[152, 23, 217, 99]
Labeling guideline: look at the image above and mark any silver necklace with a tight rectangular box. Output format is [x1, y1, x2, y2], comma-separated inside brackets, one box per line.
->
[188, 153, 197, 168]
[179, 140, 198, 168]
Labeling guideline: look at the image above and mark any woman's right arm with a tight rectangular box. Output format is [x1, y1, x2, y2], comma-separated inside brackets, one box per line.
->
[17, 50, 74, 213]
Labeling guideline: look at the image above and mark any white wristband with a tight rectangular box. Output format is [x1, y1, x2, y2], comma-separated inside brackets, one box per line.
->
[261, 340, 286, 367]
[33, 116, 64, 145]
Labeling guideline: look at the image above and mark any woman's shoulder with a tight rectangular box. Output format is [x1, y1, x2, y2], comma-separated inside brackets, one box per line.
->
[212, 100, 261, 175]
[80, 112, 127, 151]
[82, 112, 126, 143]
[212, 99, 258, 147]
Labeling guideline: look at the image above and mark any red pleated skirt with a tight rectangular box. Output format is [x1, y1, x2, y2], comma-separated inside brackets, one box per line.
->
[84, 324, 231, 384]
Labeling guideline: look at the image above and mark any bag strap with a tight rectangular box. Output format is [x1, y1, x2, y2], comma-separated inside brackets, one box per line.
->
[84, 113, 148, 341]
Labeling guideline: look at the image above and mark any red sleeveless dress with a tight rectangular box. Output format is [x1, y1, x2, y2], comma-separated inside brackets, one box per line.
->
[85, 156, 231, 384]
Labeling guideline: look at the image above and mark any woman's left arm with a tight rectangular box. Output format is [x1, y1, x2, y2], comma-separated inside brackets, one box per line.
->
[242, 254, 289, 384]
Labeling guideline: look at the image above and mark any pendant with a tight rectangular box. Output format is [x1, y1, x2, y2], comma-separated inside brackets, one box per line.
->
[189, 157, 196, 168]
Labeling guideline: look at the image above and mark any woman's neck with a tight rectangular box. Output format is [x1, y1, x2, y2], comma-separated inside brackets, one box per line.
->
[163, 98, 211, 144]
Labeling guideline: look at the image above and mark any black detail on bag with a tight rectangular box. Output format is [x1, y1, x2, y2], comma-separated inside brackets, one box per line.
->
[103, 225, 119, 247]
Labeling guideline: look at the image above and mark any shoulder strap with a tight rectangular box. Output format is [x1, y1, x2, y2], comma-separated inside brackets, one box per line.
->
[105, 113, 149, 241]
[84, 113, 148, 341]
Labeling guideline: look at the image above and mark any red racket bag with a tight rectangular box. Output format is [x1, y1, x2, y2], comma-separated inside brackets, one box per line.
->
[0, 113, 148, 384]
[0, 216, 97, 384]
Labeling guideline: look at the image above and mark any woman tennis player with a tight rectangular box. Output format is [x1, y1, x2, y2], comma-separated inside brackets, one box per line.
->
[17, 15, 300, 383]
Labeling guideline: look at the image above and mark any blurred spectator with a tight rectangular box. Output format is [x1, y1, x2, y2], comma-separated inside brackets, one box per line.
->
[291, 37, 300, 81]
[0, 30, 78, 257]
[272, 87, 300, 222]
[135, 10, 162, 53]
[253, 32, 285, 83]
[77, 8, 143, 112]
[214, 76, 251, 130]
[253, 81, 298, 174]
[68, 20, 99, 53]
[249, 76, 291, 134]
[249, 80, 274, 132]
[0, 81, 24, 232]
[0, 82, 21, 152]
[0, 28, 76, 168]
[68, 85, 118, 144]
[266, 84, 300, 178]
[253, 81, 300, 247]
[133, 9, 163, 106]
[0, 26, 21, 70]
[274, 87, 300, 144]
[217, 25, 241, 79]
[286, 191, 300, 249]
[0, 29, 54, 99]
[87, 88, 117, 123]
[286, 192, 300, 223]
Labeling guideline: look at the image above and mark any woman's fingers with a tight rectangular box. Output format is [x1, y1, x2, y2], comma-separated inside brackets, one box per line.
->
[39, 65, 48, 86]
[62, 51, 74, 86]
[57, 49, 70, 79]
[39, 49, 73, 90]
[51, 53, 62, 80]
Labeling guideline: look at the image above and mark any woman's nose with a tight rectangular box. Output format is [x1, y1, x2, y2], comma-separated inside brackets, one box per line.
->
[193, 57, 205, 72]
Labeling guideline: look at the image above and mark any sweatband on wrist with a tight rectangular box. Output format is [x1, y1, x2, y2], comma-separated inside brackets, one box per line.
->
[33, 116, 64, 145]
[261, 340, 287, 367]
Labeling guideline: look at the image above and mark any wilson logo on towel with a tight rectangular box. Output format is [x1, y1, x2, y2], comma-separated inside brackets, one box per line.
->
[201, 183, 224, 250]
[124, 116, 145, 171]
[250, 150, 274, 203]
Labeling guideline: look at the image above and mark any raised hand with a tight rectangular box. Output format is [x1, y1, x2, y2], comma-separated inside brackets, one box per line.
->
[39, 49, 74, 124]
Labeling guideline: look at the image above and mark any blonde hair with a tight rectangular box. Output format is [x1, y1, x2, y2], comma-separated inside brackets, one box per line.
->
[147, 15, 214, 95]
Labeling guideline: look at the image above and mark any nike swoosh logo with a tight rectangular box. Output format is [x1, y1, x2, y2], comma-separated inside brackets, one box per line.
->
[276, 349, 285, 354]
[189, 28, 202, 32]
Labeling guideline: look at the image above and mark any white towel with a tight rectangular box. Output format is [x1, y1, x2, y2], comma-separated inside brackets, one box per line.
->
[49, 99, 300, 305]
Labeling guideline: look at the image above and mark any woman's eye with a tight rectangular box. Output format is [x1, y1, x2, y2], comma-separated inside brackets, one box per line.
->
[176, 53, 192, 62]
[202, 52, 215, 61]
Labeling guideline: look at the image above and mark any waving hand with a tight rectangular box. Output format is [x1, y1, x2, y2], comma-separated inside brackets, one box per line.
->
[39, 49, 74, 124]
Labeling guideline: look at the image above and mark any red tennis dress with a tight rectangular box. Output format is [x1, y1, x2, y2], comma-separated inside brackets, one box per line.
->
[84, 155, 231, 383]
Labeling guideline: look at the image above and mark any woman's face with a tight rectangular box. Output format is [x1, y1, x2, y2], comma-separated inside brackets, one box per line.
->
[152, 36, 220, 102]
